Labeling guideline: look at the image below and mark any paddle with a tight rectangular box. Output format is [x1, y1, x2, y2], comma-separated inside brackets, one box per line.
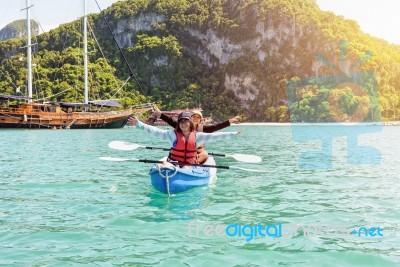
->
[108, 141, 262, 163]
[99, 157, 267, 172]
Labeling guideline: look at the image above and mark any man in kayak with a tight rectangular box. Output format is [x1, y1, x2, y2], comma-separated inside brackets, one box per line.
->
[152, 105, 240, 163]
[127, 112, 240, 168]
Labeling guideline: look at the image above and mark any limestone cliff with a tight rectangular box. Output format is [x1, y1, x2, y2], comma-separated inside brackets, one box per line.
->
[103, 0, 399, 120]
[1, 0, 399, 121]
[0, 19, 39, 41]
[108, 1, 330, 115]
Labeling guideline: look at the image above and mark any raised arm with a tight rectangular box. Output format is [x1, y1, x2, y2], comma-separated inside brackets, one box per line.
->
[153, 104, 178, 128]
[160, 113, 178, 128]
[202, 115, 241, 133]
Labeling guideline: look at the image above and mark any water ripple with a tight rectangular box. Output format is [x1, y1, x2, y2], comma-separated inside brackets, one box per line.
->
[0, 127, 399, 265]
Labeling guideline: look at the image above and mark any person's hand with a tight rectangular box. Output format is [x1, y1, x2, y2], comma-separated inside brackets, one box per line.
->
[153, 104, 161, 116]
[127, 116, 139, 126]
[229, 115, 241, 124]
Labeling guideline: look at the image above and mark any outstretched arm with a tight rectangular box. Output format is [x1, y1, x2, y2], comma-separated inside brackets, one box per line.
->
[203, 115, 241, 133]
[229, 115, 241, 124]
[196, 131, 239, 145]
[127, 116, 175, 143]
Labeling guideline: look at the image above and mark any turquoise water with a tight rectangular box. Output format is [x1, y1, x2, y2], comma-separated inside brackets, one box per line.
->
[0, 125, 399, 266]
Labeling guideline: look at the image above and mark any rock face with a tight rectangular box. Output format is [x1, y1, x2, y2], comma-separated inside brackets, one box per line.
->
[97, 1, 399, 119]
[111, 9, 320, 108]
[0, 19, 39, 41]
[114, 13, 166, 48]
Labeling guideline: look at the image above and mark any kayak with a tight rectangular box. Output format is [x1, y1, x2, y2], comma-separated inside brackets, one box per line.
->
[149, 156, 217, 194]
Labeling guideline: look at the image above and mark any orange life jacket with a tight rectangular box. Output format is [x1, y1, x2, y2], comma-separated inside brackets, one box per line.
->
[169, 131, 197, 164]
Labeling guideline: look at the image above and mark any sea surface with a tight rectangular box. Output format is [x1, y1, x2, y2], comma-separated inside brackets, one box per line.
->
[0, 124, 399, 266]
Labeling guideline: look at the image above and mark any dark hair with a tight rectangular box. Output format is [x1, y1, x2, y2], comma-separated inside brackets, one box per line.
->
[175, 119, 195, 132]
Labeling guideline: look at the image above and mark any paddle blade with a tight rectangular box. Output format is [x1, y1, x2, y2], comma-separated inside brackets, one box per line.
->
[230, 166, 267, 172]
[108, 141, 140, 151]
[230, 154, 262, 163]
[99, 157, 137, 162]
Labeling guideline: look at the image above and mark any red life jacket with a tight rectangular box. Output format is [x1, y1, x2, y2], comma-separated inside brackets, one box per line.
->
[169, 131, 197, 164]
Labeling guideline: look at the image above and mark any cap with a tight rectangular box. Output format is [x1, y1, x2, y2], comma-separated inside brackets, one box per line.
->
[191, 110, 203, 118]
[177, 112, 192, 121]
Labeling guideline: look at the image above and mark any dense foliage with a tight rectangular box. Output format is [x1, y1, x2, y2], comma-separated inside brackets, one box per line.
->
[1, 0, 399, 121]
[0, 18, 148, 107]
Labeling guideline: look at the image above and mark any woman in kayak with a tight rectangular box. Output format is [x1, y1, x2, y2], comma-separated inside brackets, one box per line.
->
[127, 112, 240, 168]
[152, 105, 240, 163]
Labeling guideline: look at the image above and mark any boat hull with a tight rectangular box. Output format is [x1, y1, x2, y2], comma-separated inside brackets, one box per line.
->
[0, 103, 133, 129]
[149, 156, 217, 194]
[0, 118, 129, 129]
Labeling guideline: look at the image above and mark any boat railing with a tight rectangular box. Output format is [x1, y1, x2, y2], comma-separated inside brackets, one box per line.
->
[0, 107, 25, 113]
[76, 109, 132, 118]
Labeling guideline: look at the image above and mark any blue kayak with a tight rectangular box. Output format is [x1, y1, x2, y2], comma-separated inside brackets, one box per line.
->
[149, 156, 217, 194]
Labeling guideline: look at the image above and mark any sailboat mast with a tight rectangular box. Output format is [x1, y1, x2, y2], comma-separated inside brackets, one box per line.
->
[25, 0, 33, 103]
[83, 0, 89, 105]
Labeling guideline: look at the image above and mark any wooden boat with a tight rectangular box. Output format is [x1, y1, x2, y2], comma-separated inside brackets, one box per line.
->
[0, 0, 145, 129]
[0, 96, 136, 129]
[0, 96, 153, 129]
[149, 156, 217, 194]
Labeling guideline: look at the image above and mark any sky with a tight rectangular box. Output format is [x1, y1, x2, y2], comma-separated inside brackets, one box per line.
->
[0, 0, 399, 44]
[316, 0, 400, 44]
[0, 0, 119, 32]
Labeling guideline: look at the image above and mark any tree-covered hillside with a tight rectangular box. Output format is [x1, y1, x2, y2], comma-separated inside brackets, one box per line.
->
[1, 0, 399, 122]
